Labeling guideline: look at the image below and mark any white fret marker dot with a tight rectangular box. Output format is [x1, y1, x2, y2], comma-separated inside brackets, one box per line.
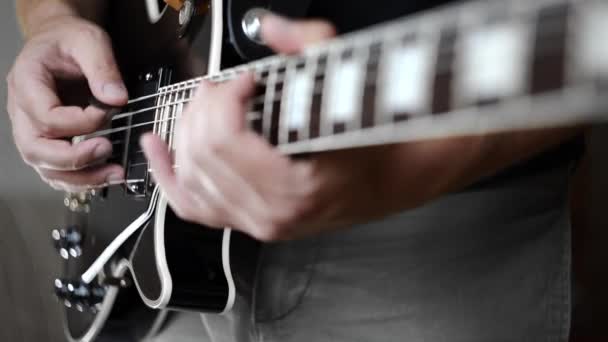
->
[382, 43, 433, 115]
[327, 59, 365, 122]
[459, 24, 527, 101]
[286, 72, 312, 130]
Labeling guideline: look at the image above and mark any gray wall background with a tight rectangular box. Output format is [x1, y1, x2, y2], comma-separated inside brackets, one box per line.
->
[0, 1, 63, 340]
[0, 0, 605, 341]
[0, 1, 204, 341]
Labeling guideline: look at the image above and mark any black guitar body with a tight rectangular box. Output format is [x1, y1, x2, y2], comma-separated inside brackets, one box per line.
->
[60, 189, 167, 342]
[54, 0, 289, 340]
[55, 0, 608, 340]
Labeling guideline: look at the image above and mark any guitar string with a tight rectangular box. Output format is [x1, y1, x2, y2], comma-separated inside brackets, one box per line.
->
[83, 81, 337, 143]
[118, 60, 300, 108]
[81, 23, 568, 142]
[109, 57, 365, 121]
[109, 19, 568, 122]
[88, 110, 264, 142]
[120, 62, 274, 107]
[112, 87, 269, 121]
[91, 0, 572, 130]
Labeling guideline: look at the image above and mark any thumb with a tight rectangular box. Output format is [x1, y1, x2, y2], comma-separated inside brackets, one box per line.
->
[261, 14, 336, 55]
[66, 26, 128, 106]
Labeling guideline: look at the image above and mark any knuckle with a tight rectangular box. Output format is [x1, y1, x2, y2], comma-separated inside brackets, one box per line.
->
[253, 224, 286, 242]
[282, 199, 314, 225]
[206, 139, 229, 156]
[69, 151, 88, 171]
[201, 133, 234, 157]
[20, 147, 37, 166]
[173, 205, 196, 222]
[320, 22, 337, 38]
[180, 170, 199, 189]
[36, 119, 58, 137]
[75, 24, 106, 42]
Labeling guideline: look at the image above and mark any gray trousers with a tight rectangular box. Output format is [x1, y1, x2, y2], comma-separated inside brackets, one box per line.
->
[200, 163, 572, 342]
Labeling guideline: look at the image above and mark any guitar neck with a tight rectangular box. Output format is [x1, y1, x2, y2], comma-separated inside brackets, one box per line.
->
[80, 0, 608, 193]
[150, 0, 606, 156]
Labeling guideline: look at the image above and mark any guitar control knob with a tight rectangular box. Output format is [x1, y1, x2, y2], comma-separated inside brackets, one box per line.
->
[54, 278, 105, 310]
[52, 227, 83, 259]
[64, 191, 93, 212]
[178, 0, 195, 37]
[242, 8, 269, 45]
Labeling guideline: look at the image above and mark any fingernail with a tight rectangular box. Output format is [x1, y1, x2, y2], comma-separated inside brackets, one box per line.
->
[93, 143, 112, 160]
[263, 13, 292, 32]
[102, 82, 128, 101]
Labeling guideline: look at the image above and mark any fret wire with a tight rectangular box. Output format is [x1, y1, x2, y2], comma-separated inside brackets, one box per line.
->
[157, 84, 166, 142]
[262, 63, 279, 140]
[374, 36, 390, 125]
[152, 80, 161, 139]
[320, 47, 340, 137]
[160, 84, 172, 143]
[163, 84, 173, 148]
[167, 83, 177, 148]
[302, 54, 318, 141]
[168, 83, 183, 150]
[172, 82, 189, 152]
[278, 59, 296, 145]
[351, 46, 371, 132]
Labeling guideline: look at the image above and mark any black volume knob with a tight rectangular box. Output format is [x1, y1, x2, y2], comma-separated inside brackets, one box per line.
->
[54, 278, 105, 312]
[52, 227, 83, 259]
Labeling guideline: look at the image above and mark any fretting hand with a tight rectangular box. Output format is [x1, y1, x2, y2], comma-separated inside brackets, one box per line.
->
[141, 13, 582, 242]
[141, 14, 472, 241]
[7, 14, 126, 192]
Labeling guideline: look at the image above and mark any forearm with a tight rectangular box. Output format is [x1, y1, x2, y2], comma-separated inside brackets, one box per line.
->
[381, 127, 585, 211]
[16, 0, 107, 38]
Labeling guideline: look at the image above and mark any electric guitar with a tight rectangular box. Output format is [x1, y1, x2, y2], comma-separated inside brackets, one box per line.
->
[52, 0, 608, 340]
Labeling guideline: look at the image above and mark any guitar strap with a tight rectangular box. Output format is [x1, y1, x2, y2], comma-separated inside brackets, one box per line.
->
[227, 0, 313, 61]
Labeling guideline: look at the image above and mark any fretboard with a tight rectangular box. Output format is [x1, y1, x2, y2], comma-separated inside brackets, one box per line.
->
[80, 0, 608, 194]
[155, 0, 607, 152]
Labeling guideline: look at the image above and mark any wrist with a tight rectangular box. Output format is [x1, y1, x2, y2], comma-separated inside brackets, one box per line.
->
[19, 1, 76, 38]
[19, 1, 104, 39]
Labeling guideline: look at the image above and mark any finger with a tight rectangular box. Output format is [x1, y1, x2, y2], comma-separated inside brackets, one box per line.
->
[221, 72, 257, 100]
[140, 133, 200, 217]
[15, 132, 114, 171]
[39, 164, 124, 191]
[261, 14, 336, 54]
[142, 134, 225, 225]
[189, 73, 256, 143]
[62, 26, 128, 106]
[11, 62, 109, 138]
[193, 73, 255, 110]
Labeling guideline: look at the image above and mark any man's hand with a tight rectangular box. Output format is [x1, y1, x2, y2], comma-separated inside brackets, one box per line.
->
[142, 14, 581, 242]
[7, 15, 126, 191]
[142, 14, 345, 241]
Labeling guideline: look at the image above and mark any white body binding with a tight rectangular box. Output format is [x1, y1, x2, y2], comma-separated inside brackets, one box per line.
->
[141, 0, 236, 314]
